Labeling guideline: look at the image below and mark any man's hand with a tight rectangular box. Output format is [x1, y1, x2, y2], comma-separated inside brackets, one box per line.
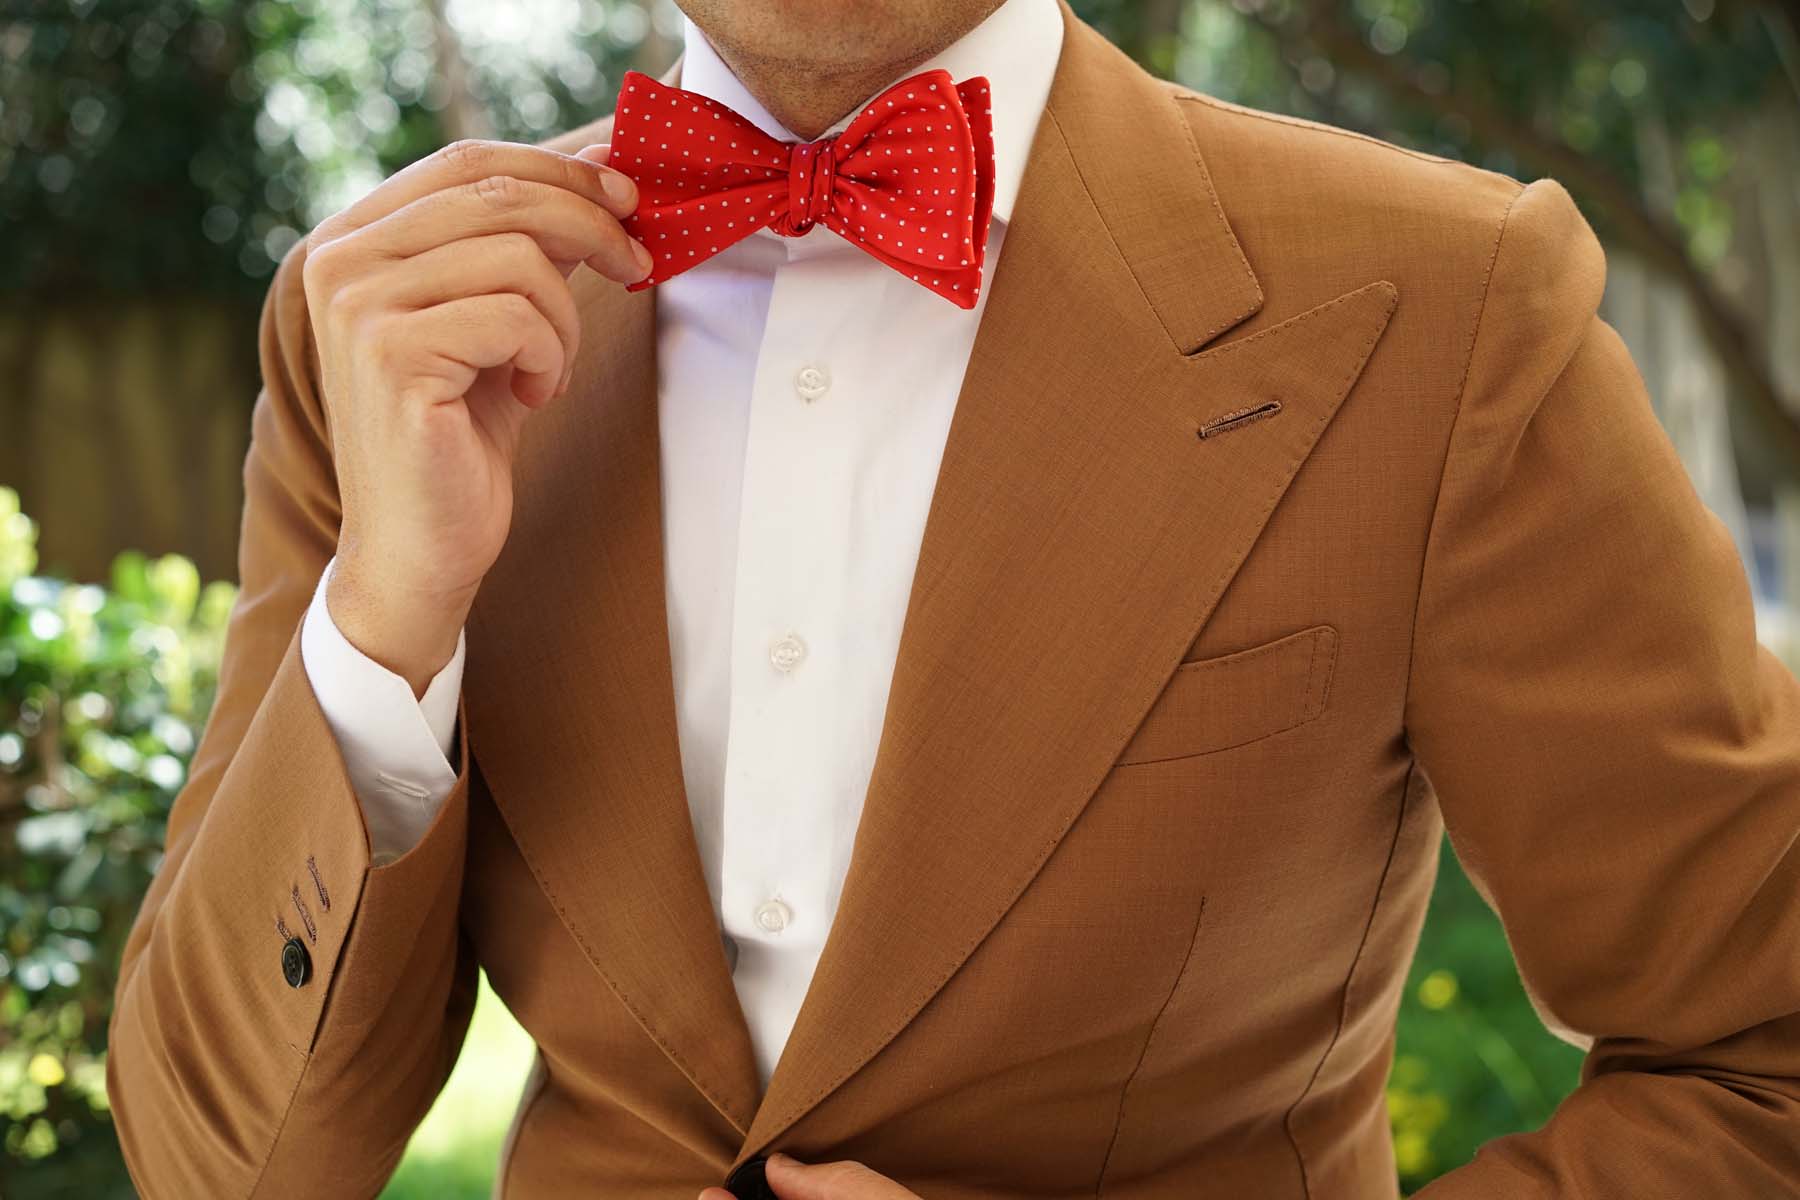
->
[698, 1152, 921, 1199]
[300, 137, 652, 694]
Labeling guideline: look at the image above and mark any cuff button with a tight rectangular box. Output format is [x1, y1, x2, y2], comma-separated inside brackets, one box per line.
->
[281, 936, 312, 989]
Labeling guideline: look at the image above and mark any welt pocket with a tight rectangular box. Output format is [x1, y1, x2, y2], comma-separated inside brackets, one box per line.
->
[1114, 624, 1339, 766]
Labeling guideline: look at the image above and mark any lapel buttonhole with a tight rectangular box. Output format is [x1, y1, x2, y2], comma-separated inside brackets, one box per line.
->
[1197, 398, 1282, 440]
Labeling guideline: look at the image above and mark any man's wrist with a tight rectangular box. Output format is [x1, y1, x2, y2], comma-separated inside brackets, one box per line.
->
[326, 555, 473, 698]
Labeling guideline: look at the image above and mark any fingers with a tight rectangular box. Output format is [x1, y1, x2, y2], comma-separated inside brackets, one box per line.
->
[370, 231, 583, 392]
[548, 145, 615, 278]
[761, 1153, 915, 1199]
[309, 138, 637, 245]
[388, 292, 566, 410]
[338, 172, 651, 282]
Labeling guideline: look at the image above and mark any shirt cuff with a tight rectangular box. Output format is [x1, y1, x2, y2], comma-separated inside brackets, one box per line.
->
[298, 554, 466, 865]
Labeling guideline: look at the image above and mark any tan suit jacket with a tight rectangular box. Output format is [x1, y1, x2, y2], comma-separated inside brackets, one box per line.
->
[107, 3, 1800, 1196]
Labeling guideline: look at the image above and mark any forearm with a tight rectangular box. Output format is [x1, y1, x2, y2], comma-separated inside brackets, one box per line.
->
[1413, 1049, 1800, 1196]
[106, 621, 477, 1198]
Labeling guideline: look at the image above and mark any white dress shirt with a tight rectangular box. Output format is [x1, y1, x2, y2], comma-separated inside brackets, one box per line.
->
[299, 0, 1062, 1090]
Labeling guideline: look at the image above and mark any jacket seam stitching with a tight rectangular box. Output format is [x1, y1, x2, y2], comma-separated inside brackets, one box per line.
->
[1093, 895, 1208, 1194]
[1040, 106, 1160, 328]
[1399, 178, 1530, 723]
[494, 829, 746, 1130]
[1162, 92, 1263, 344]
[1169, 89, 1465, 168]
[1278, 758, 1423, 1197]
[1113, 700, 1328, 768]
[245, 1061, 311, 1200]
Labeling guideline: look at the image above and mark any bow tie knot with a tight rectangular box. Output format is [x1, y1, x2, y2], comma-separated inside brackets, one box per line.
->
[782, 140, 836, 236]
[610, 67, 997, 308]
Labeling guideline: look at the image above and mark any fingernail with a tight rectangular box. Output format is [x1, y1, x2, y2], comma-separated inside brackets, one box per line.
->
[601, 168, 636, 208]
[767, 1152, 793, 1167]
[576, 141, 609, 160]
[630, 239, 653, 279]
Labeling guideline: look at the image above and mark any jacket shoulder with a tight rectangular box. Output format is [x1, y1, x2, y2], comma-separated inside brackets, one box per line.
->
[1166, 83, 1524, 217]
[1160, 83, 1559, 366]
[1165, 83, 1531, 282]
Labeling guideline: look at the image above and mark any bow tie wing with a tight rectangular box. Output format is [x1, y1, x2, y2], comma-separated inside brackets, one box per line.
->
[611, 70, 795, 290]
[823, 71, 996, 309]
[605, 68, 997, 307]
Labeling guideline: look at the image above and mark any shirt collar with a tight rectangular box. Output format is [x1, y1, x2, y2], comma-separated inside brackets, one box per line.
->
[674, 0, 1062, 226]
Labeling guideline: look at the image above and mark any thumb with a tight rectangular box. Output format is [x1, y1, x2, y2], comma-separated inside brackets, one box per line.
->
[764, 1153, 909, 1199]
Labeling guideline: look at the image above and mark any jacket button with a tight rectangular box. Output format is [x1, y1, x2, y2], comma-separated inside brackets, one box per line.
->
[281, 936, 311, 988]
[725, 1155, 774, 1200]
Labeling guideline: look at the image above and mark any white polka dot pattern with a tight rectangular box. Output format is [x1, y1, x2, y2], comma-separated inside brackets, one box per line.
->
[611, 67, 997, 309]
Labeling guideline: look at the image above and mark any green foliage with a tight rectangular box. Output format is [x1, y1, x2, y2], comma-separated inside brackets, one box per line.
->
[380, 974, 536, 1200]
[0, 0, 300, 298]
[1390, 846, 1585, 1191]
[1, 0, 659, 300]
[0, 487, 236, 1199]
[1153, 0, 1785, 262]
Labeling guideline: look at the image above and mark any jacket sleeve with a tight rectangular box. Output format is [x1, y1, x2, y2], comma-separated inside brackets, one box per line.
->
[104, 237, 481, 1199]
[1405, 176, 1800, 1196]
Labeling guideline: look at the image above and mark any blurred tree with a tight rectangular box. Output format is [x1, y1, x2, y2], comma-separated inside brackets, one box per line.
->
[0, 0, 672, 582]
[0, 0, 672, 295]
[0, 0, 305, 299]
[2, 3, 1795, 1195]
[1127, 0, 1800, 473]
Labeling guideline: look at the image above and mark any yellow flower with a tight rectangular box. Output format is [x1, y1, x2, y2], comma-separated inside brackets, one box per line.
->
[28, 1052, 67, 1088]
[1394, 1129, 1433, 1176]
[1418, 969, 1458, 1010]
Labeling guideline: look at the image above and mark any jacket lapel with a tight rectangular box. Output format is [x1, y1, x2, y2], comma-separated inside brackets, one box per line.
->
[735, 2, 1398, 1160]
[462, 256, 765, 1135]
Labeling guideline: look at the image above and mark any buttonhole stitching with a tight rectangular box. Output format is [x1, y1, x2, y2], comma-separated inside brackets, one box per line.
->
[289, 885, 317, 944]
[1197, 398, 1281, 439]
[305, 853, 330, 912]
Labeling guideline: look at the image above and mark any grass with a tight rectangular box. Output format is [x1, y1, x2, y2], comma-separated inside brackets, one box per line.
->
[381, 973, 536, 1200]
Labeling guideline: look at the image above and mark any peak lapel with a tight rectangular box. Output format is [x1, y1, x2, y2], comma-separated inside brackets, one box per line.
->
[462, 270, 764, 1135]
[736, 4, 1398, 1160]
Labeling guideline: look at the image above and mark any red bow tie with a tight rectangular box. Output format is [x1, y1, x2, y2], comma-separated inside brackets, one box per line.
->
[608, 67, 996, 308]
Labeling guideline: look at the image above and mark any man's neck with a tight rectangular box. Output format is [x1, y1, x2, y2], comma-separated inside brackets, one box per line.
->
[691, 7, 1005, 140]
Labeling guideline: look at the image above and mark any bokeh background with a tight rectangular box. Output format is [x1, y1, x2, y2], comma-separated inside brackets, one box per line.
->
[3, 0, 1798, 1196]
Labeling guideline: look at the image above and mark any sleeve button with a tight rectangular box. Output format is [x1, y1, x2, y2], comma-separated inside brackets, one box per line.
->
[281, 936, 312, 989]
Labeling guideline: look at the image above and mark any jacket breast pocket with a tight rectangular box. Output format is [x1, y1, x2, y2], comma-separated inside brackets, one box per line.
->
[1114, 623, 1339, 766]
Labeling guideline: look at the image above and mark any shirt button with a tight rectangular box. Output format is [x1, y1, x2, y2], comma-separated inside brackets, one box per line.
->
[281, 936, 311, 988]
[794, 364, 830, 402]
[769, 632, 807, 672]
[754, 898, 792, 934]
